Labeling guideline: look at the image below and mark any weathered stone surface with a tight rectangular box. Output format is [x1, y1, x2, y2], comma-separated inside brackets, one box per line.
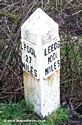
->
[21, 8, 60, 117]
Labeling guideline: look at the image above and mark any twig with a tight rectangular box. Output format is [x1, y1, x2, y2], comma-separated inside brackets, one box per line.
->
[41, 0, 44, 9]
[1, 2, 19, 11]
[15, 87, 24, 92]
[72, 10, 82, 16]
[0, 26, 13, 43]
[61, 0, 74, 12]
[22, 0, 38, 24]
[74, 103, 82, 110]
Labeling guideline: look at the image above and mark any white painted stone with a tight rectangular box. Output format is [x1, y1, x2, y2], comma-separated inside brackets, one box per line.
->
[21, 8, 60, 117]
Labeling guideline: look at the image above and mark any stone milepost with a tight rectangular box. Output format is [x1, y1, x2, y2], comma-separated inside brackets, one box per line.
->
[21, 8, 60, 117]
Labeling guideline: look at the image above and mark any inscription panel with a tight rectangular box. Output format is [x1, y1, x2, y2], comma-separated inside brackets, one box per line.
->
[21, 39, 39, 79]
[43, 39, 60, 78]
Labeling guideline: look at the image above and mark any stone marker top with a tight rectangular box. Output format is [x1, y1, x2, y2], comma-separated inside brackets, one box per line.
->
[21, 8, 59, 45]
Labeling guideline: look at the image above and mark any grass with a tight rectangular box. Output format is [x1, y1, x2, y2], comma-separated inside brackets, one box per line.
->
[0, 11, 19, 23]
[0, 100, 35, 120]
[0, 99, 69, 125]
[47, 108, 69, 125]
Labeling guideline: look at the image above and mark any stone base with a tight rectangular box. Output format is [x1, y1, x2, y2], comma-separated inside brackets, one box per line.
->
[23, 70, 60, 117]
